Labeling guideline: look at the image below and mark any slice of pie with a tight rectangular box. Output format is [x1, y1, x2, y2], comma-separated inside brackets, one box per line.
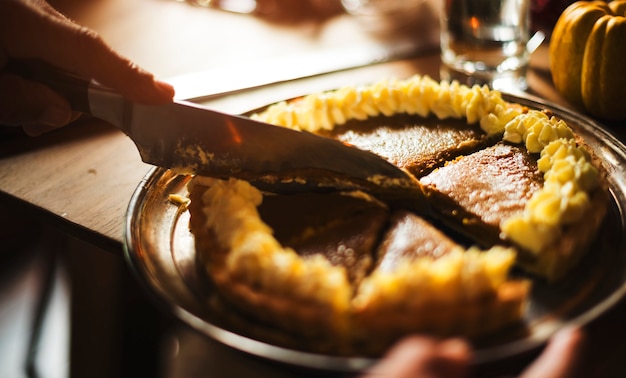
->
[187, 75, 608, 356]
[420, 140, 608, 280]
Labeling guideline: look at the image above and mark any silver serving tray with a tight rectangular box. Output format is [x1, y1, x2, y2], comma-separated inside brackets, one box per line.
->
[123, 93, 626, 373]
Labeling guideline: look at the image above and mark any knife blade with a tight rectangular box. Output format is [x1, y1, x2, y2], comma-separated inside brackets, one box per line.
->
[9, 60, 416, 192]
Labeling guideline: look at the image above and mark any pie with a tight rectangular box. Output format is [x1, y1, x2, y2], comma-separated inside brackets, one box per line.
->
[186, 75, 608, 356]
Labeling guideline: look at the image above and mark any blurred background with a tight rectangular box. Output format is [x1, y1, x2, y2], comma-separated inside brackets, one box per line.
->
[0, 1, 585, 377]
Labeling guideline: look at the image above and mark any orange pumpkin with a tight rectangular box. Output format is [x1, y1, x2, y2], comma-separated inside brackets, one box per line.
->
[550, 1, 626, 121]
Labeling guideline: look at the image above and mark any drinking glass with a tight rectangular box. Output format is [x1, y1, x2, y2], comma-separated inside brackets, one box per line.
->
[440, 0, 532, 91]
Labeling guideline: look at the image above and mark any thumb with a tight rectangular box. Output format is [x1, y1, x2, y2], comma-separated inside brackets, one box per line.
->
[520, 326, 586, 378]
[362, 337, 471, 378]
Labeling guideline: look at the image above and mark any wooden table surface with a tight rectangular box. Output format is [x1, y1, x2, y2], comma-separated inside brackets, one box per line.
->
[3, 0, 626, 376]
[0, 0, 579, 253]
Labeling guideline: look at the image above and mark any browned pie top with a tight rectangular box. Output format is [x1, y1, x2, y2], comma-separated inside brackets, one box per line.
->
[320, 115, 492, 177]
[256, 190, 470, 284]
[258, 192, 389, 284]
[421, 143, 544, 228]
[375, 211, 458, 272]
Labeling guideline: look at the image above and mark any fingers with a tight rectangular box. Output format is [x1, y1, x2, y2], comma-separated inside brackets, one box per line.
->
[56, 26, 175, 104]
[0, 72, 73, 135]
[362, 337, 471, 378]
[0, 0, 174, 105]
[520, 326, 586, 378]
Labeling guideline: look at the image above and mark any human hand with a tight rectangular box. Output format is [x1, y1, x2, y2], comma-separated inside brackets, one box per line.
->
[0, 0, 175, 136]
[362, 326, 585, 378]
[519, 326, 585, 378]
[361, 337, 471, 378]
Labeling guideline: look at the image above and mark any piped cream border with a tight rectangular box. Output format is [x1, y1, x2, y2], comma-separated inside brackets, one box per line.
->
[251, 75, 601, 255]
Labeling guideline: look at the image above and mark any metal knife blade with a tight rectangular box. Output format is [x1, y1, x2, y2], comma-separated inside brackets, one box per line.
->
[89, 87, 411, 183]
[10, 60, 415, 189]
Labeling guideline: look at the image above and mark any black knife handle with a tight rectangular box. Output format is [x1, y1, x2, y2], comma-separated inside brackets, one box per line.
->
[5, 59, 92, 114]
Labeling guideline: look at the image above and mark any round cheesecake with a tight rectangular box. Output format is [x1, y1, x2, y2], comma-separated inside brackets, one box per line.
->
[187, 75, 608, 356]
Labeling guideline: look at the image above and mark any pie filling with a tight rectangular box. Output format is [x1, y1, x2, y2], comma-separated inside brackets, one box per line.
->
[186, 75, 608, 356]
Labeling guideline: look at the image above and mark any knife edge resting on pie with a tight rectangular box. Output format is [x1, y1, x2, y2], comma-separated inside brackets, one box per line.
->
[185, 75, 608, 356]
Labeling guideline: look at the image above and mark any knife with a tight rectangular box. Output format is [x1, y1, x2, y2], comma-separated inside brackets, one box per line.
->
[9, 60, 417, 192]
